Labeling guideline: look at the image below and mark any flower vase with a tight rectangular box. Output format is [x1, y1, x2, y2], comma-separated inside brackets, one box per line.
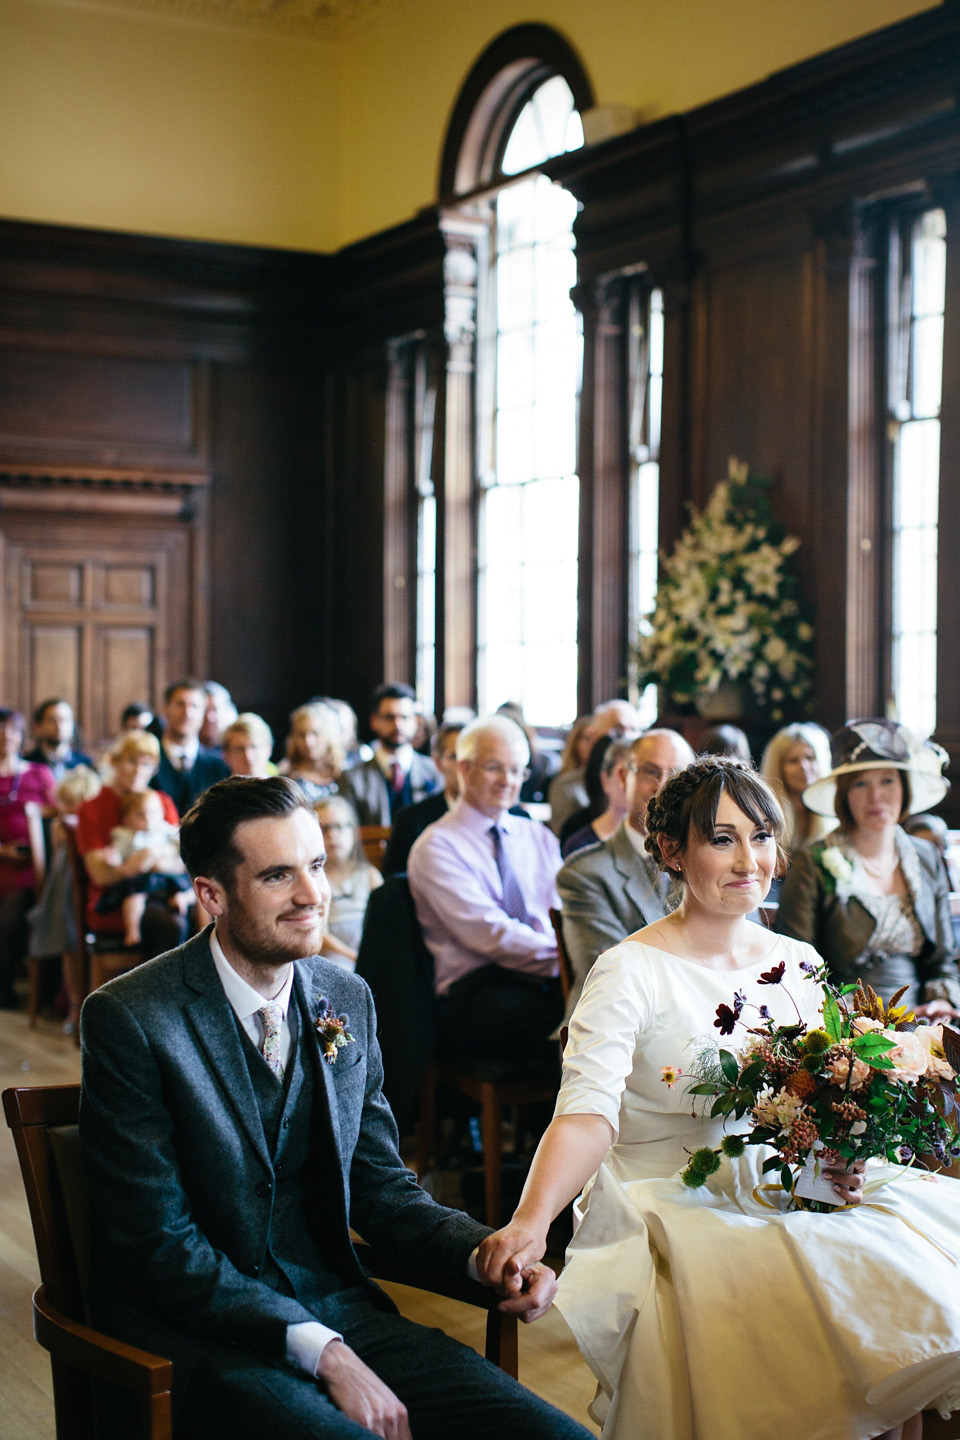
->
[694, 682, 748, 720]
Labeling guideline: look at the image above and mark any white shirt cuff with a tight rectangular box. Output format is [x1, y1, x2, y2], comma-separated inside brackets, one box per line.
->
[286, 1320, 344, 1377]
[466, 1246, 480, 1282]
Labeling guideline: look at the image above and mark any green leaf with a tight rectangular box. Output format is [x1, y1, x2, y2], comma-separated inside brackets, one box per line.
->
[851, 1032, 895, 1060]
[838, 984, 860, 996]
[719, 1050, 740, 1084]
[738, 1060, 765, 1088]
[687, 1083, 721, 1096]
[822, 996, 844, 1043]
[780, 1163, 795, 1193]
[762, 1154, 782, 1173]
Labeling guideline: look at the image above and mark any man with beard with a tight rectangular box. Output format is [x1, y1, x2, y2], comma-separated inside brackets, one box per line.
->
[341, 684, 440, 826]
[80, 776, 588, 1440]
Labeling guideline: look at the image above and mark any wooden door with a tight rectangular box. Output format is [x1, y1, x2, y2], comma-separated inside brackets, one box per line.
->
[0, 481, 208, 751]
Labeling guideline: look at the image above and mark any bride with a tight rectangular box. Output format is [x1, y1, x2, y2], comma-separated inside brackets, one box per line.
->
[479, 756, 960, 1440]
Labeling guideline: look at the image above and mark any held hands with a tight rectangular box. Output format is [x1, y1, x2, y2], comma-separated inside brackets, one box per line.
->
[316, 1340, 411, 1440]
[476, 1220, 557, 1321]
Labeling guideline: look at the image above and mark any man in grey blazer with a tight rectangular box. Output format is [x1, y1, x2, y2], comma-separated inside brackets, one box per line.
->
[80, 776, 589, 1440]
[557, 730, 694, 1015]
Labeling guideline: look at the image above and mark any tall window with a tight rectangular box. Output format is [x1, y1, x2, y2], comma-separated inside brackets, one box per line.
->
[887, 206, 946, 737]
[627, 284, 664, 729]
[476, 78, 583, 724]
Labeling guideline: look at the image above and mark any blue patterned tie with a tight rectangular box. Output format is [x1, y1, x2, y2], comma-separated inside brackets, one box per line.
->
[489, 824, 533, 926]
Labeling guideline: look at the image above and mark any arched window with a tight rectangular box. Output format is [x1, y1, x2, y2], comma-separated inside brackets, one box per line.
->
[441, 28, 593, 725]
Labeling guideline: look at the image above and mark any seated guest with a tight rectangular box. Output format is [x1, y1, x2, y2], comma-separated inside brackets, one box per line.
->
[24, 698, 93, 780]
[342, 683, 440, 826]
[79, 729, 188, 959]
[315, 794, 383, 968]
[199, 680, 238, 750]
[496, 702, 558, 804]
[80, 775, 589, 1440]
[94, 787, 192, 947]
[699, 722, 752, 763]
[556, 728, 695, 1017]
[0, 708, 57, 1008]
[27, 764, 102, 1031]
[547, 698, 640, 836]
[560, 734, 636, 857]
[280, 701, 345, 804]
[313, 695, 373, 769]
[151, 678, 229, 812]
[384, 720, 528, 876]
[121, 701, 154, 733]
[408, 715, 563, 1065]
[759, 721, 833, 856]
[222, 713, 277, 778]
[382, 719, 465, 876]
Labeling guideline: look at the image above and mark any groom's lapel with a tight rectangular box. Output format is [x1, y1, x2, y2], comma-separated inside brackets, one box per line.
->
[181, 934, 271, 1175]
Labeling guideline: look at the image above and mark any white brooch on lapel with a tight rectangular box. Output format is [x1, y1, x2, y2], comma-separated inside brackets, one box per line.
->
[314, 998, 355, 1065]
[818, 845, 854, 900]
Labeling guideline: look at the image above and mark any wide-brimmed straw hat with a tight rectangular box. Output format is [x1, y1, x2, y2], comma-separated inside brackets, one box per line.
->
[801, 718, 949, 818]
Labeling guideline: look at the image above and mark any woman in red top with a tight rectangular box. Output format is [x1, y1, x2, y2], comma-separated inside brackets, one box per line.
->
[77, 729, 188, 959]
[0, 708, 56, 1007]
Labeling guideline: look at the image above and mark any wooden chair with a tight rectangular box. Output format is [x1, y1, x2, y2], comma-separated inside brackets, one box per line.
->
[3, 1084, 518, 1440]
[62, 822, 144, 996]
[359, 824, 391, 872]
[416, 1058, 558, 1228]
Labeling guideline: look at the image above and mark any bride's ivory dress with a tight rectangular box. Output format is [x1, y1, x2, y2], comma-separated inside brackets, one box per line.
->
[553, 935, 960, 1440]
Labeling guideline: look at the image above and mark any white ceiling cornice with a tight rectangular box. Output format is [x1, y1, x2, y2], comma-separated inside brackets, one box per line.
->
[43, 0, 398, 40]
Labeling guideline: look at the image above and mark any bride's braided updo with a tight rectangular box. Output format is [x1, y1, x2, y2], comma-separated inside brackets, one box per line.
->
[644, 754, 786, 874]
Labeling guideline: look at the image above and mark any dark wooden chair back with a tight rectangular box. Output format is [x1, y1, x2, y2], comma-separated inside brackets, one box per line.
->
[359, 824, 391, 871]
[548, 906, 573, 1004]
[2, 1084, 173, 1440]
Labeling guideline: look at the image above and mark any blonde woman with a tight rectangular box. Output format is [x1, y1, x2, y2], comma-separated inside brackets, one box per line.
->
[759, 721, 832, 854]
[280, 702, 344, 804]
[76, 730, 188, 958]
[314, 794, 382, 968]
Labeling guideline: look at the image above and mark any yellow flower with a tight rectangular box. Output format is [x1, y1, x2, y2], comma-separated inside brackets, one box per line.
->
[660, 1065, 682, 1089]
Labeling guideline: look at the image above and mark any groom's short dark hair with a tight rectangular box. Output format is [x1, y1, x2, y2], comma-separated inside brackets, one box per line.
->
[179, 775, 317, 887]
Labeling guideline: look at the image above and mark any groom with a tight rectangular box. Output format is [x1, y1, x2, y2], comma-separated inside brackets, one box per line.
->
[80, 776, 588, 1440]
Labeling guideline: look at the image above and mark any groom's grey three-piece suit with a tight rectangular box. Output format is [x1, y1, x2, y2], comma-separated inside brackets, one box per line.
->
[80, 928, 586, 1439]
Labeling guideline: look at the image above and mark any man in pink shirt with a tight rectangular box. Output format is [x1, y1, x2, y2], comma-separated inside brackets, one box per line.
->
[408, 716, 562, 1063]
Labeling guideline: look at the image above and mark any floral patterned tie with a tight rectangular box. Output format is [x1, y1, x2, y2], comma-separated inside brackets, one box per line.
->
[257, 1001, 285, 1080]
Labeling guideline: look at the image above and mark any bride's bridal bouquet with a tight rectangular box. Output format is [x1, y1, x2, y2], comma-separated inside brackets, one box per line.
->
[673, 959, 960, 1205]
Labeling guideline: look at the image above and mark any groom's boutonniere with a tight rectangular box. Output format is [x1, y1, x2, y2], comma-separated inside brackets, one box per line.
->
[314, 998, 355, 1065]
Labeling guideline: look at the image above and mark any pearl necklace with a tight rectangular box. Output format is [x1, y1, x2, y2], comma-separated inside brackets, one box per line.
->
[855, 848, 899, 880]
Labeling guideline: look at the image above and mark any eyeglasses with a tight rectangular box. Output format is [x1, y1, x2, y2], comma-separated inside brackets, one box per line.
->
[627, 762, 671, 783]
[469, 762, 531, 781]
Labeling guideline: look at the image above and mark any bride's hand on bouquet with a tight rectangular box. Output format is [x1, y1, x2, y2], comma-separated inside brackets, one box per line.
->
[821, 1150, 866, 1204]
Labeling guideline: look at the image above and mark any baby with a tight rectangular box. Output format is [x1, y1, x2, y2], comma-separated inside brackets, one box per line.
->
[96, 789, 192, 946]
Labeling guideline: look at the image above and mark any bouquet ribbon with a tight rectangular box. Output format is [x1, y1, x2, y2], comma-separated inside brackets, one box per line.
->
[751, 1173, 957, 1266]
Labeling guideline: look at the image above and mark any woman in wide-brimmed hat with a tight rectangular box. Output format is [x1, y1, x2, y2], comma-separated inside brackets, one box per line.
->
[776, 718, 959, 1015]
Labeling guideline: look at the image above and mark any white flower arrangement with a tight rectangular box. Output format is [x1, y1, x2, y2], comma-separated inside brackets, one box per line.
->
[635, 460, 814, 720]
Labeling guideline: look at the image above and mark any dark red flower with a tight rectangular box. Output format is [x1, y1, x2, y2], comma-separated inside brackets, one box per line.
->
[758, 961, 786, 985]
[714, 1004, 739, 1035]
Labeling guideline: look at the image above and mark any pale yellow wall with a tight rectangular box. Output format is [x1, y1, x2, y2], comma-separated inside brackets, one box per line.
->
[0, 0, 342, 251]
[338, 0, 939, 247]
[0, 0, 942, 253]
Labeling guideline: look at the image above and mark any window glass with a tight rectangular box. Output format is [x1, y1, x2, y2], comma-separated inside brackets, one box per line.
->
[629, 286, 665, 728]
[889, 207, 945, 738]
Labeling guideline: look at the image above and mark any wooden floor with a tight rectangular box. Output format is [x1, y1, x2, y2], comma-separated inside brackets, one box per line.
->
[0, 1004, 597, 1438]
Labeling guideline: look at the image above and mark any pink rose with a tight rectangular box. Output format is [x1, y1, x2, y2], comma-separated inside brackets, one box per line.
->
[850, 1016, 883, 1035]
[882, 1029, 927, 1084]
[827, 1054, 871, 1090]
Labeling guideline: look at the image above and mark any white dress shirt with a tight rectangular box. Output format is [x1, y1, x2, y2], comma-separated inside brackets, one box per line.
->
[209, 929, 342, 1376]
[162, 736, 199, 772]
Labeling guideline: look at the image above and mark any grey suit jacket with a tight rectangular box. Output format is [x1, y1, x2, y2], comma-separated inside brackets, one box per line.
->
[547, 767, 588, 837]
[556, 819, 673, 1017]
[341, 752, 440, 827]
[80, 928, 486, 1362]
